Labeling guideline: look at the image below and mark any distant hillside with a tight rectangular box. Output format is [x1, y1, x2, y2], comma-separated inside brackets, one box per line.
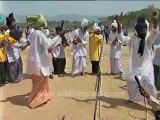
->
[52, 14, 101, 22]
[2, 13, 103, 23]
[2, 5, 160, 30]
[99, 5, 160, 28]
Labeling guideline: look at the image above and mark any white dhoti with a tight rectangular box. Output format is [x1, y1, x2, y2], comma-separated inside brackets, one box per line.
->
[72, 55, 86, 75]
[127, 62, 157, 101]
[110, 58, 122, 74]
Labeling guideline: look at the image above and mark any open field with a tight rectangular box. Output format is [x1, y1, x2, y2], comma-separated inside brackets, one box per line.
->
[0, 34, 157, 120]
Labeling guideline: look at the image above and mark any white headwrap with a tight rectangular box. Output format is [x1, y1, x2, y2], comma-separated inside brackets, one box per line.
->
[81, 18, 89, 28]
[111, 20, 118, 28]
[93, 23, 101, 31]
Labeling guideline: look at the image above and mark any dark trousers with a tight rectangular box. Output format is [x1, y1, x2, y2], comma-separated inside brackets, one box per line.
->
[0, 61, 7, 84]
[154, 64, 160, 89]
[91, 61, 99, 74]
[53, 58, 66, 74]
[155, 111, 160, 120]
[105, 34, 109, 44]
[6, 57, 23, 83]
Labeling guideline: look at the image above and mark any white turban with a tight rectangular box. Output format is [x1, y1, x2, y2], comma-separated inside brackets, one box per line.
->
[93, 23, 101, 31]
[111, 20, 118, 28]
[81, 18, 89, 28]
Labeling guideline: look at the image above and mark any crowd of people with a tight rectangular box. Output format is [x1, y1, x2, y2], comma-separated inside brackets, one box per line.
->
[0, 11, 160, 118]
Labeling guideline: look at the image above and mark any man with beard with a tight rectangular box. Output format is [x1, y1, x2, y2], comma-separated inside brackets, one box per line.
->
[116, 11, 159, 102]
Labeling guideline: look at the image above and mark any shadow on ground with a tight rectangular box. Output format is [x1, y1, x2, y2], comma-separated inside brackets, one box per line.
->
[65, 96, 153, 112]
[1, 93, 29, 107]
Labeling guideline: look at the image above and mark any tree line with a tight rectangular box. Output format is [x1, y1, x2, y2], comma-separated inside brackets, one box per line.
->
[18, 5, 160, 32]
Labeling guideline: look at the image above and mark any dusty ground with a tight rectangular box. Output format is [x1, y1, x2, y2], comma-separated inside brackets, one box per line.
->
[0, 37, 156, 120]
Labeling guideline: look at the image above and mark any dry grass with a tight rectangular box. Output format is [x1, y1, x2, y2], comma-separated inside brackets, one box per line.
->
[1, 33, 156, 120]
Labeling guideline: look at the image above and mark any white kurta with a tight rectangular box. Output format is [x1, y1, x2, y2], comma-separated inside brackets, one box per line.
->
[72, 29, 89, 57]
[27, 28, 35, 41]
[26, 30, 62, 76]
[5, 29, 20, 63]
[51, 45, 65, 58]
[109, 32, 122, 74]
[118, 28, 159, 101]
[6, 29, 28, 63]
[7, 44, 21, 63]
[109, 32, 122, 59]
[72, 29, 89, 75]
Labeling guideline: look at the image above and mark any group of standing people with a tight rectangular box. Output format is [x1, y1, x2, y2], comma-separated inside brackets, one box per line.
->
[0, 11, 160, 112]
[0, 13, 29, 86]
[25, 16, 105, 108]
[106, 12, 160, 102]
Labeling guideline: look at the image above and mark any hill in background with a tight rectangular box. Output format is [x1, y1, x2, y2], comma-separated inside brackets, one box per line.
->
[2, 5, 160, 30]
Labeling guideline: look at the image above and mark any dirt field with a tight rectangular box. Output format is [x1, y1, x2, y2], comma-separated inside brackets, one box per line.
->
[0, 38, 156, 120]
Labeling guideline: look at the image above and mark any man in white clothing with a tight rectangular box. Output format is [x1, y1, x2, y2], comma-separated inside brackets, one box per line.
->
[72, 18, 89, 77]
[26, 14, 68, 108]
[116, 12, 159, 102]
[51, 26, 69, 77]
[109, 20, 123, 75]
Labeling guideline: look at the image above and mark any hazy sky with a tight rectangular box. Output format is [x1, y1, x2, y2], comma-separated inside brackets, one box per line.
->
[0, 1, 2, 14]
[1, 1, 160, 16]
